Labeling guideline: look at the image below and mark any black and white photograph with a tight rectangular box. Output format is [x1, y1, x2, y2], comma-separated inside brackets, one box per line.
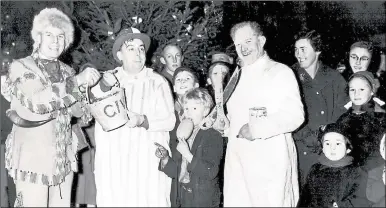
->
[1, 1, 385, 207]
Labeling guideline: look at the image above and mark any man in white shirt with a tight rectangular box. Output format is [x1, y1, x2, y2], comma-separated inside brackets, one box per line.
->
[222, 21, 305, 207]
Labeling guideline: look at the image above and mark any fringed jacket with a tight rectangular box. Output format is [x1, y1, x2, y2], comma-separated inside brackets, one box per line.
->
[3, 54, 91, 186]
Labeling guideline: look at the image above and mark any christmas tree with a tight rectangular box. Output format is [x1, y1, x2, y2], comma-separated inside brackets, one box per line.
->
[66, 0, 224, 79]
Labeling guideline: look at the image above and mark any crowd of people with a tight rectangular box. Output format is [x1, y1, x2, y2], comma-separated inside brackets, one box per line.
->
[1, 7, 385, 207]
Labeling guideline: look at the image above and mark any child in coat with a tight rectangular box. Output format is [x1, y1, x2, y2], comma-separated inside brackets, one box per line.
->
[155, 88, 224, 207]
[298, 123, 370, 207]
[366, 134, 385, 207]
[337, 71, 385, 170]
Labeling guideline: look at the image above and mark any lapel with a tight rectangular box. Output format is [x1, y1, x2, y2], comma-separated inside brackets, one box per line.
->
[190, 130, 203, 156]
[295, 62, 332, 92]
[18, 56, 47, 83]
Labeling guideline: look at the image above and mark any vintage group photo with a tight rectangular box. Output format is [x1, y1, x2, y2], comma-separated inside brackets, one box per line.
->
[0, 1, 385, 207]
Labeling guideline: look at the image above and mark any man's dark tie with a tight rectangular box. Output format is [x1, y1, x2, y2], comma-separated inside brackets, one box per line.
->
[223, 66, 241, 103]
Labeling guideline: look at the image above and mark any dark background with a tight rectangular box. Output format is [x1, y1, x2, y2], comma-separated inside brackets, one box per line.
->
[1, 1, 385, 70]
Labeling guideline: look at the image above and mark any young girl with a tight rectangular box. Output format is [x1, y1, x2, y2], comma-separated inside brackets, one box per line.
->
[155, 88, 224, 207]
[298, 123, 370, 207]
[366, 134, 385, 207]
[337, 71, 385, 169]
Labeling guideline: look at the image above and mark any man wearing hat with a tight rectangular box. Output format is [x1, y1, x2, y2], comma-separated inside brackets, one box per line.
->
[90, 27, 175, 207]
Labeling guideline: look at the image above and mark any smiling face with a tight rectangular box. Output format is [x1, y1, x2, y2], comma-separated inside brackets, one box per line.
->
[173, 71, 199, 96]
[117, 39, 146, 74]
[38, 26, 65, 60]
[294, 38, 320, 70]
[161, 45, 183, 73]
[349, 77, 373, 106]
[349, 47, 371, 73]
[233, 25, 266, 66]
[183, 99, 209, 126]
[322, 132, 351, 161]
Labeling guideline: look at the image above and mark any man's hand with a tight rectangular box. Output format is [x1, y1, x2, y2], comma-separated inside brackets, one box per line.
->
[102, 71, 118, 87]
[126, 111, 145, 128]
[237, 123, 256, 141]
[154, 142, 170, 168]
[177, 138, 193, 162]
[76, 67, 101, 87]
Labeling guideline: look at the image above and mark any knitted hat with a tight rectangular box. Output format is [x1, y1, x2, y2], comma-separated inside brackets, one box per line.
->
[318, 123, 350, 143]
[31, 8, 74, 52]
[172, 66, 199, 85]
[112, 27, 151, 63]
[349, 71, 379, 92]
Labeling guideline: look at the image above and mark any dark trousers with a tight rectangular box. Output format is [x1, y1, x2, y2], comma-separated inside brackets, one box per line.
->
[1, 144, 16, 207]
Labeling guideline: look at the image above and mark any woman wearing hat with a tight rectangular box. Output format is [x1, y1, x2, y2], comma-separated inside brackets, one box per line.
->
[89, 27, 175, 207]
[3, 8, 100, 206]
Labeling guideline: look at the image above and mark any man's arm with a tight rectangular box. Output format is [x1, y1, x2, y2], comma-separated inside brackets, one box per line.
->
[145, 81, 176, 132]
[249, 65, 305, 139]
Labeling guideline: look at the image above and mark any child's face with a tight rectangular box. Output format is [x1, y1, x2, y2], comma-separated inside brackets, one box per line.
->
[349, 77, 373, 106]
[174, 71, 198, 96]
[322, 132, 351, 161]
[183, 99, 209, 126]
[208, 64, 229, 87]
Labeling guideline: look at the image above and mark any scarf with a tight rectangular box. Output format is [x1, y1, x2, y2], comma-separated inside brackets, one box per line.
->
[318, 154, 353, 168]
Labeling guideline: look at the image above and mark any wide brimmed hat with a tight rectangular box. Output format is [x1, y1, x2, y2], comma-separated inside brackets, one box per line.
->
[112, 27, 151, 63]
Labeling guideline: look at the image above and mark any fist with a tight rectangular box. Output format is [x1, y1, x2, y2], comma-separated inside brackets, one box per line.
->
[76, 67, 101, 87]
[154, 142, 169, 159]
[102, 71, 118, 87]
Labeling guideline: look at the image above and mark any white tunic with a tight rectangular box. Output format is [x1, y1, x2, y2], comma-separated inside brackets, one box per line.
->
[92, 67, 175, 207]
[223, 54, 304, 207]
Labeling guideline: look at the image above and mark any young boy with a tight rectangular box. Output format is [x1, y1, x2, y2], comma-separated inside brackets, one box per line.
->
[206, 52, 233, 98]
[155, 88, 224, 207]
[160, 44, 184, 86]
[172, 67, 200, 120]
[298, 123, 370, 207]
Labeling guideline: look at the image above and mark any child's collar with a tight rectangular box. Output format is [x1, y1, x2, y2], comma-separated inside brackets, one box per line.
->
[318, 154, 353, 168]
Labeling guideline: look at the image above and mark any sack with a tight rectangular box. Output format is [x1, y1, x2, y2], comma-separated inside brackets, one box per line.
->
[86, 88, 128, 132]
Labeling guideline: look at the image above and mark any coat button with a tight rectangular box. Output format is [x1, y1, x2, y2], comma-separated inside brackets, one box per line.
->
[321, 111, 325, 115]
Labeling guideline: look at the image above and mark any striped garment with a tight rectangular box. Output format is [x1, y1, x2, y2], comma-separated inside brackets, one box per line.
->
[91, 66, 176, 207]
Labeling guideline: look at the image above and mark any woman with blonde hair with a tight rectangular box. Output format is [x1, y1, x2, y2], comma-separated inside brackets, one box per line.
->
[3, 8, 100, 206]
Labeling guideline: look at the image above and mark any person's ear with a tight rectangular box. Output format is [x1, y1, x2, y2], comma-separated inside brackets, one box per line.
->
[117, 51, 123, 61]
[258, 35, 266, 47]
[160, 57, 166, 65]
[207, 78, 212, 85]
[346, 149, 352, 154]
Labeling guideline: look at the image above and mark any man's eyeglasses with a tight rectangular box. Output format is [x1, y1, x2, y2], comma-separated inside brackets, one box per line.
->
[350, 54, 370, 62]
